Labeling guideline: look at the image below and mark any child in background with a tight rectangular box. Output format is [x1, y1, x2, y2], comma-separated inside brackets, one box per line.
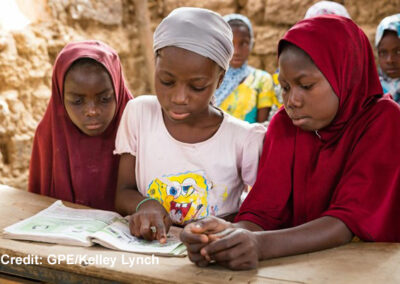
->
[181, 15, 400, 270]
[375, 14, 400, 104]
[215, 14, 281, 123]
[29, 41, 133, 210]
[114, 7, 266, 243]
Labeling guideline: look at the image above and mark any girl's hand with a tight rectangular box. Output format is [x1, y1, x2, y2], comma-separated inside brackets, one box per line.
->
[129, 200, 172, 243]
[201, 228, 261, 270]
[180, 216, 232, 267]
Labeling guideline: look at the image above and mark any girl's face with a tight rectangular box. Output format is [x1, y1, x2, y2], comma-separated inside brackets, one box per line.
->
[154, 46, 224, 124]
[64, 62, 116, 136]
[378, 31, 400, 79]
[229, 24, 251, 68]
[278, 45, 339, 131]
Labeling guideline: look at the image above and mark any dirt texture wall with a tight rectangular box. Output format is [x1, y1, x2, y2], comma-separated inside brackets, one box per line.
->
[0, 0, 399, 190]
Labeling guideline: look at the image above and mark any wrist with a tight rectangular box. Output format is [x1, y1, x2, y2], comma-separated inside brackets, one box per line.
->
[254, 231, 278, 260]
[136, 197, 160, 212]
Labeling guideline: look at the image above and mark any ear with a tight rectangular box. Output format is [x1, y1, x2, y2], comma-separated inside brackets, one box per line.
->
[216, 69, 226, 89]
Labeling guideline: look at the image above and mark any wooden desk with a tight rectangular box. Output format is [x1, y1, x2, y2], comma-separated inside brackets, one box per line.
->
[0, 184, 399, 283]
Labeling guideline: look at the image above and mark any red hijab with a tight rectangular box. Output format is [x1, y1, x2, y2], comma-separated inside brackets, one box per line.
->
[236, 16, 400, 241]
[29, 41, 133, 210]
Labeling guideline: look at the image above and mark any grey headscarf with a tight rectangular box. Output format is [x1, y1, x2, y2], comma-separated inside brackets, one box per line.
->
[153, 7, 233, 70]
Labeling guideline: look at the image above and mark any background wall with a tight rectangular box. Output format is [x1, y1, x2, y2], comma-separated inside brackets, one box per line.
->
[0, 0, 399, 189]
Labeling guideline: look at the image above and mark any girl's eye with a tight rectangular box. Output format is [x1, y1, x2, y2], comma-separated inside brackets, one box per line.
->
[71, 98, 83, 105]
[101, 96, 112, 103]
[378, 50, 388, 58]
[191, 85, 206, 92]
[282, 85, 290, 92]
[160, 79, 174, 86]
[301, 84, 313, 90]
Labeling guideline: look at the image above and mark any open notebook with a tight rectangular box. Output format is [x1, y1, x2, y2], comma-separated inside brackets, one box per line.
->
[3, 200, 186, 257]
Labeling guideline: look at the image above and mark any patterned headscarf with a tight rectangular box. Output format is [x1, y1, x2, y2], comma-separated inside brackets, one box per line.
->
[375, 13, 400, 103]
[215, 14, 254, 107]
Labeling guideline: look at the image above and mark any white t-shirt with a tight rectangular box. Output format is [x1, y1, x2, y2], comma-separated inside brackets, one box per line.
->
[114, 95, 266, 225]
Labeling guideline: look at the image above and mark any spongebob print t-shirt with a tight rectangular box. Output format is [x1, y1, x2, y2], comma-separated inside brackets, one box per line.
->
[114, 96, 266, 225]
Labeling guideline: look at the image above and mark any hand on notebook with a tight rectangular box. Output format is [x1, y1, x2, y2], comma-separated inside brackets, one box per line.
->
[180, 216, 232, 267]
[129, 200, 172, 243]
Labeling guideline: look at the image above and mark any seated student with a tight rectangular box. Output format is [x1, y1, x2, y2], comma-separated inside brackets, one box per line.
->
[304, 0, 351, 19]
[215, 14, 281, 123]
[375, 14, 400, 104]
[271, 1, 351, 122]
[29, 40, 133, 210]
[180, 15, 400, 270]
[114, 7, 266, 243]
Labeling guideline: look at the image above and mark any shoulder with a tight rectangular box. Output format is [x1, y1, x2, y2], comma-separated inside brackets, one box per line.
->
[223, 112, 267, 138]
[125, 95, 159, 113]
[366, 96, 400, 123]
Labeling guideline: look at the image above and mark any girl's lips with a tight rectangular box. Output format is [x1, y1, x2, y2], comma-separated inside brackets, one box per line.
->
[169, 111, 190, 120]
[386, 68, 400, 74]
[291, 117, 309, 127]
[86, 123, 103, 130]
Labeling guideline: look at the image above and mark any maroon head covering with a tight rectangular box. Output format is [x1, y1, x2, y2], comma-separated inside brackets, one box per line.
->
[29, 40, 133, 210]
[236, 16, 400, 241]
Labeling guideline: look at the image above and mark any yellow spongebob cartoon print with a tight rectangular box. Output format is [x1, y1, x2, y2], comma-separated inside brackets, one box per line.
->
[147, 172, 211, 225]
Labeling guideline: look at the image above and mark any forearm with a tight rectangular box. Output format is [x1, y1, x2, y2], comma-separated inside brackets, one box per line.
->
[115, 188, 146, 216]
[233, 220, 264, 231]
[255, 216, 353, 260]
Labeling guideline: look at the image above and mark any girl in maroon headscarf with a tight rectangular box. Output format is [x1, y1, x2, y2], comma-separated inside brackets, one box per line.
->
[28, 41, 132, 210]
[180, 15, 400, 270]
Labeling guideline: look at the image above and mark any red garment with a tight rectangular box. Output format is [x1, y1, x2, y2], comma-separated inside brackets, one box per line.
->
[236, 16, 400, 242]
[28, 41, 133, 210]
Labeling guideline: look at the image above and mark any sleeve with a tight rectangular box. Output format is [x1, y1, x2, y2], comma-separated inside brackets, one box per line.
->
[256, 71, 278, 109]
[113, 100, 139, 156]
[240, 124, 267, 186]
[320, 103, 400, 242]
[234, 111, 298, 230]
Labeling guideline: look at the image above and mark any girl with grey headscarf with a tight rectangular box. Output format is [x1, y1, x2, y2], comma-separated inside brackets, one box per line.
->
[114, 7, 266, 243]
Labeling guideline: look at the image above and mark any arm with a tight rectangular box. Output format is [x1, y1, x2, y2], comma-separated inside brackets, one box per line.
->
[181, 215, 352, 270]
[203, 216, 352, 270]
[115, 153, 145, 215]
[115, 153, 172, 242]
[256, 107, 271, 123]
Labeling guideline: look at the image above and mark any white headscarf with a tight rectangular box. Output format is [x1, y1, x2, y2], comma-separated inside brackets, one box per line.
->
[375, 13, 400, 47]
[153, 7, 233, 70]
[304, 1, 351, 19]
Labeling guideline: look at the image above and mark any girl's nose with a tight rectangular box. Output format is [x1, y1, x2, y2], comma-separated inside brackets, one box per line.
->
[171, 85, 189, 105]
[286, 89, 302, 109]
[85, 102, 99, 117]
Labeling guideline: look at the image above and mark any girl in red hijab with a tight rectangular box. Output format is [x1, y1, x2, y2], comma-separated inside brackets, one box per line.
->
[29, 41, 132, 210]
[180, 15, 400, 270]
